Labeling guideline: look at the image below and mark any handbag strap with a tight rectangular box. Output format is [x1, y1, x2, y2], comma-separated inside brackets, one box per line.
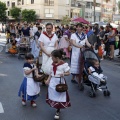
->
[32, 64, 35, 78]
[36, 58, 45, 74]
[60, 77, 67, 84]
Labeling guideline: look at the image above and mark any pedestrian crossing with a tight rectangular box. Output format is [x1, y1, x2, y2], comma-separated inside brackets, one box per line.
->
[0, 35, 6, 46]
[0, 102, 4, 113]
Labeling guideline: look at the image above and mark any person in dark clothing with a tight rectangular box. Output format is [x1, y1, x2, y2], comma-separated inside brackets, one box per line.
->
[34, 26, 42, 40]
[104, 26, 110, 57]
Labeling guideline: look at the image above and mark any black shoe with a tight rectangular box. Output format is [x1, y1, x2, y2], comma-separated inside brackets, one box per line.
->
[116, 54, 120, 57]
[78, 83, 84, 91]
[71, 80, 78, 84]
[109, 57, 114, 60]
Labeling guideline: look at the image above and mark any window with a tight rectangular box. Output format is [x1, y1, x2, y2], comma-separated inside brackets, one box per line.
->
[7, 1, 10, 6]
[45, 0, 54, 6]
[12, 2, 15, 8]
[86, 2, 92, 8]
[45, 9, 54, 17]
[31, 0, 34, 4]
[45, 9, 54, 13]
[8, 11, 10, 16]
[66, 10, 69, 16]
[17, 0, 21, 5]
[22, 0, 24, 5]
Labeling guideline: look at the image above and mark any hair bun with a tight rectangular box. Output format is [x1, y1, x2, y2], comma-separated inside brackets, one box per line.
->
[59, 49, 64, 55]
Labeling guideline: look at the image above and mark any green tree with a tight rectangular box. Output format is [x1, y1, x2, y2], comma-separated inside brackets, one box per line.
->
[61, 15, 71, 25]
[118, 1, 120, 13]
[10, 7, 21, 21]
[0, 1, 7, 22]
[22, 9, 36, 22]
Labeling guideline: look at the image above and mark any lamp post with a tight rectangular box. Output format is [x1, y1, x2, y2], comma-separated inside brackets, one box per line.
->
[93, 0, 96, 22]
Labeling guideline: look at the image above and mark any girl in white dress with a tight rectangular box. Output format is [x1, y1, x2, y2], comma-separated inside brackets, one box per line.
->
[18, 54, 41, 107]
[45, 49, 71, 120]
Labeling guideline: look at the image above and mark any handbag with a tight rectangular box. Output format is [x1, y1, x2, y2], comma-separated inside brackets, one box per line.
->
[33, 69, 46, 82]
[56, 77, 68, 92]
[32, 63, 46, 82]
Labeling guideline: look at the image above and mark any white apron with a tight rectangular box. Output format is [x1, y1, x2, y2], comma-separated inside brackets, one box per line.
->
[27, 77, 40, 96]
[41, 46, 54, 74]
[48, 77, 66, 102]
[70, 33, 87, 74]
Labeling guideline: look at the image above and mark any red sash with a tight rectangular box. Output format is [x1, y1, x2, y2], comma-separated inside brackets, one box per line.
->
[43, 31, 54, 40]
[52, 61, 65, 75]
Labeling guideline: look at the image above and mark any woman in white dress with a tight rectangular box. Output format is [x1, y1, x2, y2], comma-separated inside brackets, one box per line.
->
[70, 23, 92, 89]
[39, 23, 58, 74]
[45, 49, 71, 120]
[31, 27, 42, 58]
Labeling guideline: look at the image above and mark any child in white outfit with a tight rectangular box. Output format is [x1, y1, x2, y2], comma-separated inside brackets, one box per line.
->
[45, 49, 71, 120]
[88, 59, 107, 85]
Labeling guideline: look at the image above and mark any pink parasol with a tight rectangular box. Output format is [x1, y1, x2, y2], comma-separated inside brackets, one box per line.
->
[72, 17, 89, 24]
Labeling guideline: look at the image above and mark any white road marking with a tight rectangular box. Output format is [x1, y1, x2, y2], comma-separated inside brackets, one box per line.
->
[0, 102, 4, 113]
[0, 46, 3, 52]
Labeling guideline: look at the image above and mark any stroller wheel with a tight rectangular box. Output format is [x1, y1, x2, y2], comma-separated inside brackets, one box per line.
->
[89, 91, 96, 98]
[103, 90, 110, 96]
[107, 90, 110, 96]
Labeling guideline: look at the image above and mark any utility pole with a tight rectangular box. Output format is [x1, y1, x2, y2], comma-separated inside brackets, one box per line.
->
[93, 0, 96, 22]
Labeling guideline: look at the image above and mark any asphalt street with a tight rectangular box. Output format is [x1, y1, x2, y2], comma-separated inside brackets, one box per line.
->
[0, 35, 120, 120]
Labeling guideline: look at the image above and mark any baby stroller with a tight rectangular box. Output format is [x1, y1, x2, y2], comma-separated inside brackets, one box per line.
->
[17, 37, 31, 59]
[81, 49, 110, 98]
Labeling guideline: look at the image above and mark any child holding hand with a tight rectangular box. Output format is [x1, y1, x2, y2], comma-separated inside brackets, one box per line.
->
[18, 53, 41, 107]
[45, 49, 71, 120]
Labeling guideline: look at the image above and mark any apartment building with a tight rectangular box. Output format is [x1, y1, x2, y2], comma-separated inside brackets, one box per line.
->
[101, 0, 116, 22]
[1, 0, 116, 23]
[83, 0, 101, 22]
[1, 0, 85, 23]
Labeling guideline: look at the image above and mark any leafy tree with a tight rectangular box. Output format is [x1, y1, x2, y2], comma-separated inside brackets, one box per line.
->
[22, 9, 36, 22]
[0, 1, 7, 22]
[118, 1, 120, 13]
[10, 7, 21, 21]
[61, 15, 71, 25]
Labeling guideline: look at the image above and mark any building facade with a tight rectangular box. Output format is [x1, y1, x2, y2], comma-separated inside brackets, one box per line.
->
[84, 0, 101, 22]
[1, 0, 116, 23]
[1, 0, 84, 23]
[101, 0, 116, 22]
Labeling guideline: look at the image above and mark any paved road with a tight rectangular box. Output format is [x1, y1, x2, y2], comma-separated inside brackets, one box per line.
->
[0, 36, 120, 120]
